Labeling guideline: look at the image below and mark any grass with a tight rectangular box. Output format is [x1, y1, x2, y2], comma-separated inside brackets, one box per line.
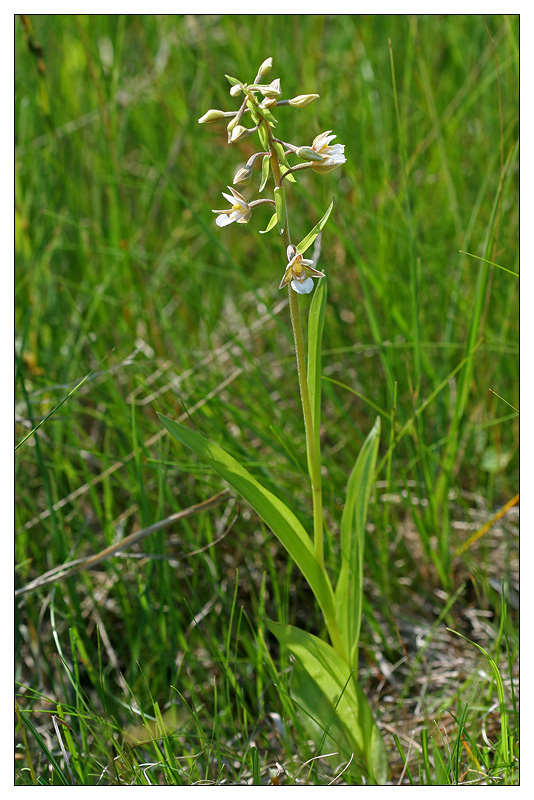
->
[15, 14, 518, 785]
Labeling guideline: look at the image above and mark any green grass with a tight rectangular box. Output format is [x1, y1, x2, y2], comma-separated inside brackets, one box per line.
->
[15, 14, 518, 785]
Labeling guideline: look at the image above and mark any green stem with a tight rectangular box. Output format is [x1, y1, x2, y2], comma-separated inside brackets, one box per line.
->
[265, 121, 324, 568]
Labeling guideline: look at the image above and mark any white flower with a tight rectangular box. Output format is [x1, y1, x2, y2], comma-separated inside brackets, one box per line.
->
[212, 187, 252, 227]
[310, 130, 346, 173]
[279, 244, 325, 294]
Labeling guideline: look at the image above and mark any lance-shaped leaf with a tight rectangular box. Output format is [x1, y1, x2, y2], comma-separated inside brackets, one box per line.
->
[335, 417, 381, 669]
[159, 414, 337, 630]
[225, 74, 242, 87]
[274, 186, 286, 234]
[259, 212, 277, 234]
[259, 155, 271, 192]
[296, 199, 334, 256]
[265, 619, 388, 785]
[307, 277, 327, 470]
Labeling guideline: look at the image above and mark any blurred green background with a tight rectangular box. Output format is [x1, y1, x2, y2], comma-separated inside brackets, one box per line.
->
[15, 14, 518, 785]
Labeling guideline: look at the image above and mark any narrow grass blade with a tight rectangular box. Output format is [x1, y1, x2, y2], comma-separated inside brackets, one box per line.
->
[265, 619, 388, 785]
[15, 367, 95, 451]
[448, 628, 511, 772]
[335, 417, 381, 668]
[158, 413, 338, 637]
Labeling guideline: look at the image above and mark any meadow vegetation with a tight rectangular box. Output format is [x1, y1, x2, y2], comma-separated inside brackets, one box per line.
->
[15, 14, 518, 785]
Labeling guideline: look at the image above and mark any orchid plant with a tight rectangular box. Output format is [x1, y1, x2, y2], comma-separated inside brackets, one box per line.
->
[159, 57, 388, 784]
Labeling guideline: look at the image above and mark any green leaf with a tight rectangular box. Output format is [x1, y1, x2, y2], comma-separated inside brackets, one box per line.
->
[259, 212, 277, 234]
[259, 155, 270, 193]
[272, 140, 287, 165]
[296, 199, 334, 255]
[247, 98, 260, 126]
[158, 414, 337, 629]
[448, 628, 511, 768]
[274, 186, 286, 234]
[261, 107, 278, 125]
[307, 278, 327, 467]
[225, 74, 242, 86]
[335, 417, 381, 668]
[280, 164, 296, 184]
[258, 123, 269, 150]
[265, 620, 388, 784]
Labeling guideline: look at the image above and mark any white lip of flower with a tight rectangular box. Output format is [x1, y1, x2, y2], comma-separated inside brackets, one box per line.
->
[311, 130, 346, 170]
[212, 187, 252, 227]
[279, 244, 325, 293]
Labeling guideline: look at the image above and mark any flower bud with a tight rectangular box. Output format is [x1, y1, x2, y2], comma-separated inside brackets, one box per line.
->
[233, 165, 252, 185]
[288, 94, 320, 108]
[295, 146, 325, 163]
[230, 124, 248, 143]
[226, 115, 239, 142]
[230, 83, 244, 97]
[257, 57, 273, 80]
[260, 78, 282, 98]
[198, 108, 227, 124]
[260, 97, 277, 109]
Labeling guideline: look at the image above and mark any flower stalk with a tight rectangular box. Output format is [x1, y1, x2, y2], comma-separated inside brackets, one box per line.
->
[178, 58, 389, 781]
[198, 57, 347, 643]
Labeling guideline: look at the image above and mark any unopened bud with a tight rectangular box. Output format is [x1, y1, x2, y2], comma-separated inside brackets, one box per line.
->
[288, 94, 320, 108]
[233, 165, 252, 185]
[257, 57, 273, 80]
[198, 108, 226, 124]
[230, 83, 244, 97]
[260, 97, 278, 109]
[261, 78, 282, 98]
[296, 146, 325, 163]
[230, 124, 248, 143]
